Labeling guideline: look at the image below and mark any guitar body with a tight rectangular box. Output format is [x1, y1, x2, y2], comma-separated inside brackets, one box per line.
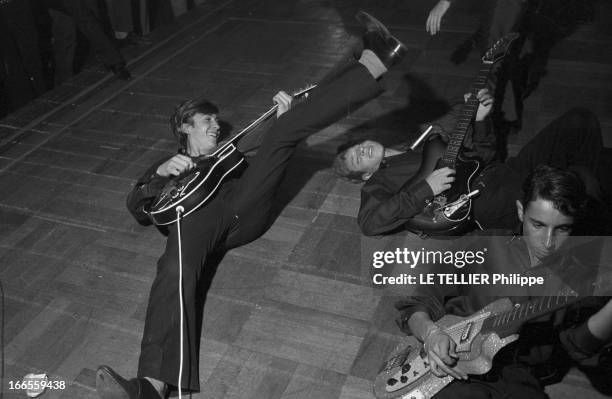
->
[374, 298, 519, 399]
[404, 138, 481, 236]
[147, 144, 246, 225]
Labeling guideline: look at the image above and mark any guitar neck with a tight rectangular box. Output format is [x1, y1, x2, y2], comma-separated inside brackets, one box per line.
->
[213, 84, 317, 156]
[438, 63, 494, 169]
[481, 293, 580, 338]
[214, 105, 278, 153]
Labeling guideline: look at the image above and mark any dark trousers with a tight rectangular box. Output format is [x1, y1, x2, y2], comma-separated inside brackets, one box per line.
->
[482, 0, 527, 122]
[473, 107, 603, 230]
[505, 107, 603, 180]
[0, 0, 46, 114]
[434, 364, 548, 399]
[49, 8, 76, 83]
[137, 59, 383, 391]
[47, 0, 125, 69]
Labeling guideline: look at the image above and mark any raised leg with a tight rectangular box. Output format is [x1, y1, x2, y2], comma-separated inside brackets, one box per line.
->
[226, 60, 384, 248]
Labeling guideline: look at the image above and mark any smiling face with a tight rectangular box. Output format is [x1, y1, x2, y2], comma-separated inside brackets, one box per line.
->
[517, 197, 574, 265]
[336, 140, 385, 180]
[183, 113, 220, 156]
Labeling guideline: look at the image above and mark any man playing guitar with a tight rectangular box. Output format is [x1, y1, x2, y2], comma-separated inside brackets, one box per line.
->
[95, 11, 409, 399]
[394, 165, 612, 398]
[333, 102, 604, 236]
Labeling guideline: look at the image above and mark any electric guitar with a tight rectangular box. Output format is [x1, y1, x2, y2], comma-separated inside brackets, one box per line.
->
[374, 272, 611, 399]
[404, 33, 519, 236]
[146, 84, 316, 225]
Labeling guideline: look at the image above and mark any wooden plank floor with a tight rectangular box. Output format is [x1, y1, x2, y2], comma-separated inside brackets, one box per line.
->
[1, 1, 611, 398]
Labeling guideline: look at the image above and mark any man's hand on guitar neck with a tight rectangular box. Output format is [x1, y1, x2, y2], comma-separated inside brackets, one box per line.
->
[409, 311, 469, 380]
[464, 89, 494, 122]
[273, 91, 293, 118]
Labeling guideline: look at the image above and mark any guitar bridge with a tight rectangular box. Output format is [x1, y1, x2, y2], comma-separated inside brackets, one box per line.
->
[442, 190, 480, 217]
[460, 321, 473, 343]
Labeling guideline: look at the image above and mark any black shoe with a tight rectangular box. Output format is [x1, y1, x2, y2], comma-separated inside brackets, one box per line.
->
[95, 366, 162, 399]
[108, 63, 132, 81]
[356, 11, 407, 68]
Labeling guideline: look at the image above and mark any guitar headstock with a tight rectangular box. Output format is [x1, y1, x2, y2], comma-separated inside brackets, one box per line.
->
[292, 83, 317, 99]
[481, 32, 520, 65]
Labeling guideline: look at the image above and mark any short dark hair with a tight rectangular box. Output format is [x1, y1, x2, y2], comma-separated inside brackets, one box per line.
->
[332, 140, 367, 182]
[521, 164, 587, 219]
[170, 98, 219, 151]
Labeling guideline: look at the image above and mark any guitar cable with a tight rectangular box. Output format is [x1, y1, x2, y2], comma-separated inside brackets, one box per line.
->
[0, 279, 5, 399]
[160, 85, 315, 398]
[175, 206, 185, 399]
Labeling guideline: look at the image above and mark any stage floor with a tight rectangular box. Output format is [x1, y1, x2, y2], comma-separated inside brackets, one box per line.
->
[1, 0, 611, 398]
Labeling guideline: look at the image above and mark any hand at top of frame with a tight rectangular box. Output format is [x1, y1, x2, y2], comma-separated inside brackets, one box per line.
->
[426, 0, 452, 35]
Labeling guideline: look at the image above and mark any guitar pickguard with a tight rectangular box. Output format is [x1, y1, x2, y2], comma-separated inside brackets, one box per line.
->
[151, 169, 205, 209]
[406, 155, 480, 236]
[175, 171, 201, 198]
[374, 299, 520, 399]
[147, 145, 246, 225]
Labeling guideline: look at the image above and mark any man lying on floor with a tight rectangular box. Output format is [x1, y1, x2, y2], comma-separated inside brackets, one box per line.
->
[333, 90, 604, 237]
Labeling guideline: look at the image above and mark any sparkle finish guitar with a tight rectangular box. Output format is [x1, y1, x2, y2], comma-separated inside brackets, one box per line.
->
[374, 294, 581, 399]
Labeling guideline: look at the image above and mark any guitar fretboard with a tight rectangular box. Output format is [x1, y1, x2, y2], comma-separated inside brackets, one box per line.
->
[438, 63, 493, 169]
[481, 293, 579, 338]
[212, 84, 316, 157]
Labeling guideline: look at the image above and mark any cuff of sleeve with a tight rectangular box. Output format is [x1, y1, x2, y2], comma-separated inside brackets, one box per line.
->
[405, 179, 434, 207]
[473, 119, 491, 138]
[139, 174, 170, 195]
[560, 322, 607, 362]
[571, 323, 607, 354]
[396, 304, 432, 335]
[150, 171, 170, 184]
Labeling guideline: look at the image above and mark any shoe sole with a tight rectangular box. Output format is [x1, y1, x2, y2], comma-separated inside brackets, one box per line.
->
[356, 11, 391, 37]
[357, 11, 407, 60]
[95, 366, 132, 399]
